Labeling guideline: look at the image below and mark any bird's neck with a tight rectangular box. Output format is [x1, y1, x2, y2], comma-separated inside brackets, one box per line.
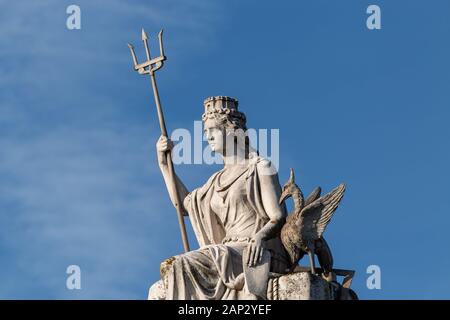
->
[292, 188, 304, 211]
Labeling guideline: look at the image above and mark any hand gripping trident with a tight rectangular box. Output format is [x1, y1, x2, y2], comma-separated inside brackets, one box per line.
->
[128, 29, 190, 252]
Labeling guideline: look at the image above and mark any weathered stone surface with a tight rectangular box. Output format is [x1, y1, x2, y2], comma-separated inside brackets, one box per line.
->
[148, 279, 166, 300]
[148, 271, 331, 300]
[273, 272, 331, 300]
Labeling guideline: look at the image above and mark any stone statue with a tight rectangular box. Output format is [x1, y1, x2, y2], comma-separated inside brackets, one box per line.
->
[149, 96, 357, 300]
[126, 29, 357, 300]
[155, 96, 289, 299]
[279, 169, 345, 280]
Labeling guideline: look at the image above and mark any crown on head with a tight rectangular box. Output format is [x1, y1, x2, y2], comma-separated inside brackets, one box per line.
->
[203, 96, 238, 113]
[202, 96, 246, 129]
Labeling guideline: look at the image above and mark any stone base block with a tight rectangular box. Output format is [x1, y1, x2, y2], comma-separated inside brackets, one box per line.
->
[148, 271, 344, 300]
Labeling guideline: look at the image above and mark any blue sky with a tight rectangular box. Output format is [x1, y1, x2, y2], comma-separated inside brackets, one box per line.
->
[0, 0, 449, 299]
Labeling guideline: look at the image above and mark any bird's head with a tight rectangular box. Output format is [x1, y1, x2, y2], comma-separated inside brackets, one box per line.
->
[279, 168, 299, 205]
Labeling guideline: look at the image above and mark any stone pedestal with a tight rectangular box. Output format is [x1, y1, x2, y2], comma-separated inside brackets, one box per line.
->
[148, 271, 334, 300]
[267, 272, 331, 300]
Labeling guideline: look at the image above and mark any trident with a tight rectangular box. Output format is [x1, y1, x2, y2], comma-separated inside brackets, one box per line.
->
[128, 29, 190, 252]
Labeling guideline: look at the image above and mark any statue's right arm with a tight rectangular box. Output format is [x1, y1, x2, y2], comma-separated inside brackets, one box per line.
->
[156, 135, 190, 215]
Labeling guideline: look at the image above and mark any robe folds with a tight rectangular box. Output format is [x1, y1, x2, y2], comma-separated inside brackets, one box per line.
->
[163, 156, 288, 300]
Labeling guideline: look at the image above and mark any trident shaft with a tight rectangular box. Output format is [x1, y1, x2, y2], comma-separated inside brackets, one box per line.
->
[128, 29, 190, 252]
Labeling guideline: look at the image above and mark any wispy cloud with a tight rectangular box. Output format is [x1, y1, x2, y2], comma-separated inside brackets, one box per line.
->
[0, 121, 171, 298]
[0, 0, 223, 298]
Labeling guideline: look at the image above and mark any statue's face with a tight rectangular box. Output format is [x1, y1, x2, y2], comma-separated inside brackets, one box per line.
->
[204, 118, 226, 154]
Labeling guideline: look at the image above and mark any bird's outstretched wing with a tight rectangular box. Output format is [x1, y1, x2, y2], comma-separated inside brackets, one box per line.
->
[304, 186, 321, 207]
[297, 184, 346, 241]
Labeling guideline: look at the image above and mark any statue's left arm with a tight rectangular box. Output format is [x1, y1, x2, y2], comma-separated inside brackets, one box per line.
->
[246, 159, 286, 267]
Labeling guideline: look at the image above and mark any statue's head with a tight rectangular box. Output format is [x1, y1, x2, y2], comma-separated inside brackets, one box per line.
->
[202, 96, 249, 156]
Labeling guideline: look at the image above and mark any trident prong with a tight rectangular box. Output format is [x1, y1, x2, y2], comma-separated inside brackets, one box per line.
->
[127, 43, 138, 68]
[127, 28, 190, 253]
[158, 29, 165, 58]
[141, 28, 151, 61]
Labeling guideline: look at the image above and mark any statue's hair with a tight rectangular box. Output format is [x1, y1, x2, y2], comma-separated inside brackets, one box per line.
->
[201, 107, 247, 131]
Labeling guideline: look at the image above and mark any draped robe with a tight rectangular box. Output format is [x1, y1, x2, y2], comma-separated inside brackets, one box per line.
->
[163, 156, 288, 299]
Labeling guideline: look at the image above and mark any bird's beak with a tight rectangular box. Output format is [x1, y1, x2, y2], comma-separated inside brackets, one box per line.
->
[279, 190, 289, 205]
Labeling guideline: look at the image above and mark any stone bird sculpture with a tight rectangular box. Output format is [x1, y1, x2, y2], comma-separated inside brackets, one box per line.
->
[279, 169, 346, 279]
